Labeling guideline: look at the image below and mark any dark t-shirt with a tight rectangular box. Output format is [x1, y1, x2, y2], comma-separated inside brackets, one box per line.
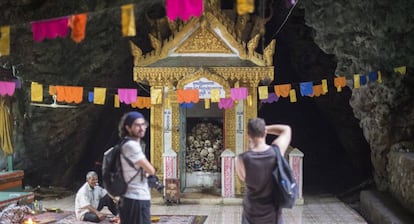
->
[240, 146, 281, 224]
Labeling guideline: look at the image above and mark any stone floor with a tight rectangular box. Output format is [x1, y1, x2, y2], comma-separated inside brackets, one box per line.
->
[41, 193, 367, 224]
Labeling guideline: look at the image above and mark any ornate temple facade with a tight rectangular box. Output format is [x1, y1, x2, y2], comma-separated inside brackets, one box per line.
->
[130, 1, 276, 195]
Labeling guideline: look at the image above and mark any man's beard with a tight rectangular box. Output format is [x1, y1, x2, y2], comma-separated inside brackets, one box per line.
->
[131, 131, 145, 138]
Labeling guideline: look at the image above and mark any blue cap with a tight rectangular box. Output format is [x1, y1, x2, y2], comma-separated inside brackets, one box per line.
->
[124, 111, 144, 126]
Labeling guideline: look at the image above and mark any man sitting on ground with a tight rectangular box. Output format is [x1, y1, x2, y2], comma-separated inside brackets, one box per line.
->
[75, 171, 118, 222]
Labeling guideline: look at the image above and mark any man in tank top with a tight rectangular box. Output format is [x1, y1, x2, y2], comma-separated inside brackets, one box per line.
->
[235, 118, 292, 224]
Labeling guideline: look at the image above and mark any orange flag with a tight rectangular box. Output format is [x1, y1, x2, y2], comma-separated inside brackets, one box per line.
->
[69, 13, 88, 43]
[334, 77, 346, 92]
[131, 97, 151, 109]
[56, 86, 83, 103]
[274, 84, 291, 98]
[177, 89, 199, 103]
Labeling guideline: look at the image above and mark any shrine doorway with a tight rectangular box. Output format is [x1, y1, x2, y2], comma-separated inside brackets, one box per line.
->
[179, 101, 224, 193]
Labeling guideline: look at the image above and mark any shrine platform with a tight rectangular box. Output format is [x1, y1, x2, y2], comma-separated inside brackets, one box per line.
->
[0, 170, 24, 192]
[0, 170, 34, 210]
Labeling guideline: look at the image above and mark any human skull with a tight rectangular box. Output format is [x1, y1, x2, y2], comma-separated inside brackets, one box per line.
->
[200, 149, 208, 157]
[207, 153, 215, 161]
[204, 140, 211, 147]
[193, 140, 200, 148]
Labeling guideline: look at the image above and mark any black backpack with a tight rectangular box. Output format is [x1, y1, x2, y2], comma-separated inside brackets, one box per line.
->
[102, 139, 141, 197]
[271, 145, 298, 208]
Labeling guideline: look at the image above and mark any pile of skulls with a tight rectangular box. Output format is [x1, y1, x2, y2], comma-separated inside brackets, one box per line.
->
[186, 122, 223, 172]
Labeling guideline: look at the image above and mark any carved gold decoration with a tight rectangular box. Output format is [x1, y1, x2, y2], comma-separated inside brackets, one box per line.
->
[167, 19, 178, 33]
[225, 107, 236, 152]
[129, 41, 142, 66]
[150, 103, 164, 172]
[171, 103, 180, 153]
[247, 34, 260, 56]
[149, 33, 161, 56]
[130, 10, 276, 67]
[250, 7, 273, 39]
[203, 12, 246, 59]
[135, 1, 275, 194]
[171, 103, 181, 175]
[206, 0, 221, 9]
[235, 14, 250, 39]
[175, 23, 232, 54]
[134, 67, 273, 86]
[264, 39, 276, 66]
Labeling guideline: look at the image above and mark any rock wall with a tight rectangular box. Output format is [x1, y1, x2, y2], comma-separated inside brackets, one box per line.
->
[300, 0, 414, 206]
[300, 0, 414, 74]
[388, 150, 414, 213]
[1, 0, 411, 198]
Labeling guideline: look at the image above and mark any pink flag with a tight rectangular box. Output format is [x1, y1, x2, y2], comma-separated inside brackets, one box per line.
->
[31, 17, 69, 42]
[0, 81, 16, 96]
[218, 98, 234, 109]
[166, 0, 203, 21]
[230, 87, 248, 100]
[118, 88, 137, 104]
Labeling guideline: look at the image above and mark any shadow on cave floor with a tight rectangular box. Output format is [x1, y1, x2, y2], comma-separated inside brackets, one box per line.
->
[302, 161, 374, 216]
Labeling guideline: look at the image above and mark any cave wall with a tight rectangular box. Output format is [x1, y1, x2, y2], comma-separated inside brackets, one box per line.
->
[388, 151, 414, 213]
[264, 2, 372, 193]
[299, 0, 414, 208]
[1, 0, 412, 202]
[0, 0, 162, 188]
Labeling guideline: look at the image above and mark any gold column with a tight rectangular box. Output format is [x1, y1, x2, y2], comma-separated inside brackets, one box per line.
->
[235, 84, 259, 195]
[150, 87, 164, 174]
[224, 107, 236, 154]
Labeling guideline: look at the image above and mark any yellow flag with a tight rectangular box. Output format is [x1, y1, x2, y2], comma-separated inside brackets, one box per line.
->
[394, 66, 406, 75]
[211, 89, 220, 103]
[237, 0, 254, 15]
[289, 89, 297, 103]
[204, 98, 210, 109]
[247, 95, 252, 106]
[0, 26, 10, 56]
[0, 97, 13, 155]
[121, 4, 136, 37]
[151, 88, 162, 105]
[258, 86, 268, 100]
[353, 74, 360, 89]
[31, 82, 43, 102]
[165, 98, 170, 109]
[322, 79, 328, 94]
[377, 71, 382, 83]
[93, 87, 106, 105]
[114, 94, 120, 108]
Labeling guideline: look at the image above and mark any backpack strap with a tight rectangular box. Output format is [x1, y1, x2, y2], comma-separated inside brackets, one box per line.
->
[271, 144, 283, 159]
[119, 139, 143, 183]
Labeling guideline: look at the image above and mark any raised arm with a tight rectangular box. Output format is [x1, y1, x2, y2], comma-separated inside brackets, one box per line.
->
[266, 124, 292, 156]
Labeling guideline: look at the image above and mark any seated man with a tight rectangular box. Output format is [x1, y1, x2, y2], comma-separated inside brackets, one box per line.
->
[75, 171, 118, 222]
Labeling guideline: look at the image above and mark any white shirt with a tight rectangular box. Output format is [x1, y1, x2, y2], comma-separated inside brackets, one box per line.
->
[121, 139, 150, 200]
[75, 182, 107, 220]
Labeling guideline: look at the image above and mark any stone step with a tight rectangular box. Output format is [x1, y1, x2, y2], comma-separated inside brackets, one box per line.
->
[360, 190, 414, 224]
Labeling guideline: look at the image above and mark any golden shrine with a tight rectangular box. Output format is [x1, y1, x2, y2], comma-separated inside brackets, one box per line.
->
[130, 0, 276, 195]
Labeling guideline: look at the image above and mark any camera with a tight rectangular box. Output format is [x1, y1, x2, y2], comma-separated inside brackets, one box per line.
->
[147, 175, 164, 193]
